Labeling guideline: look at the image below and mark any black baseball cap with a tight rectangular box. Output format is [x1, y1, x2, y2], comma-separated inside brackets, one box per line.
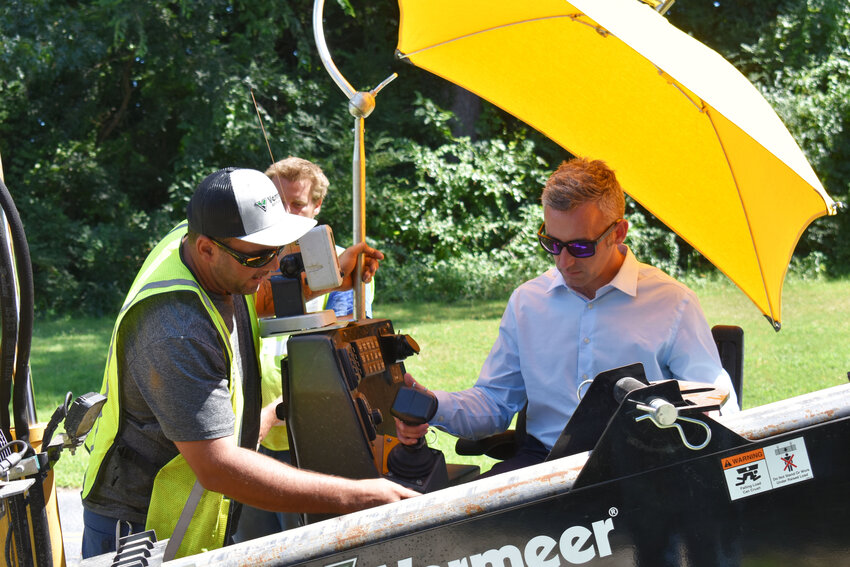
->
[187, 167, 315, 247]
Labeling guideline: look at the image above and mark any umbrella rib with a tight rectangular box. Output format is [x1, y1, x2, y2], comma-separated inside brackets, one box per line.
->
[659, 74, 781, 327]
[398, 14, 607, 59]
[704, 107, 778, 327]
[656, 70, 704, 113]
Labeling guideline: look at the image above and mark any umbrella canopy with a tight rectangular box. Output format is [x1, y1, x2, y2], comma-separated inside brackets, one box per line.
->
[396, 0, 836, 330]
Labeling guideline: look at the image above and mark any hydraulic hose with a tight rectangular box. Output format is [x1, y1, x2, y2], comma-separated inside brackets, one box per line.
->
[0, 174, 53, 567]
[0, 175, 36, 442]
[0, 207, 17, 439]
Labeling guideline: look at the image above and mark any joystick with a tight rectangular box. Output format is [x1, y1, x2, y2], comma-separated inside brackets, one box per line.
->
[387, 387, 449, 492]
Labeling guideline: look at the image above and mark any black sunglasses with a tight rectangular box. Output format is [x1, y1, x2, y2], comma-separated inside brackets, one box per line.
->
[210, 238, 285, 268]
[537, 219, 622, 258]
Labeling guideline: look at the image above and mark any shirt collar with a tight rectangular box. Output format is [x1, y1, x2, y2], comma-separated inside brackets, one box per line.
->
[603, 245, 639, 297]
[545, 245, 639, 298]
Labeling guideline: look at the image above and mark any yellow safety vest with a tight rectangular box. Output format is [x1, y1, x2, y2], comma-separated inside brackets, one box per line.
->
[83, 222, 260, 559]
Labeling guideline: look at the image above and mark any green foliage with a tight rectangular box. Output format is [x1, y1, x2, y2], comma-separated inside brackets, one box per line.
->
[623, 202, 683, 278]
[1, 0, 340, 315]
[788, 250, 829, 280]
[671, 0, 850, 277]
[0, 0, 847, 314]
[742, 1, 850, 275]
[355, 96, 552, 301]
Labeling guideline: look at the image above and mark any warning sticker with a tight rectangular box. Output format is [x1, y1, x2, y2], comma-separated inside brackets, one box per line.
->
[722, 448, 765, 469]
[722, 437, 814, 501]
[764, 439, 813, 488]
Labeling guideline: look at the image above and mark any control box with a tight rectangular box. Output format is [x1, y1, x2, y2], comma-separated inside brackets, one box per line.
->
[284, 319, 419, 483]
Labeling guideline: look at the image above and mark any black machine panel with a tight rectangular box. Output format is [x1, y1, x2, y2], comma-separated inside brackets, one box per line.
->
[283, 318, 469, 520]
[270, 375, 850, 567]
[284, 320, 412, 481]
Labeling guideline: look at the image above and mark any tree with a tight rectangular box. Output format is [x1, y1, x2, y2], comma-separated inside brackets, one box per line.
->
[742, 0, 850, 274]
[1, 0, 846, 314]
[0, 0, 350, 313]
[670, 0, 850, 275]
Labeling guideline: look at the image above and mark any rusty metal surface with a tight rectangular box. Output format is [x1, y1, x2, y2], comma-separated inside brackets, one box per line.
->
[716, 382, 850, 440]
[677, 379, 730, 408]
[167, 451, 590, 567]
[169, 383, 850, 567]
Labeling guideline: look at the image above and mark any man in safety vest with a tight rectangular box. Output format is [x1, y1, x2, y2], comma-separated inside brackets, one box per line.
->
[237, 157, 377, 541]
[81, 167, 417, 560]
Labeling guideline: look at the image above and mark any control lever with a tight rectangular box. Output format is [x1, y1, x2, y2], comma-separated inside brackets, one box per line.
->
[390, 386, 437, 425]
[379, 333, 420, 363]
[389, 386, 437, 452]
[386, 387, 447, 491]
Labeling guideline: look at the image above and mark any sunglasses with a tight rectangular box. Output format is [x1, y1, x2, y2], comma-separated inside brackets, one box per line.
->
[210, 238, 285, 268]
[537, 219, 622, 258]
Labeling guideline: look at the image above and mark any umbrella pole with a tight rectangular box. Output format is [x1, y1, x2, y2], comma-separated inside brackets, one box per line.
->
[313, 0, 395, 320]
[352, 116, 366, 320]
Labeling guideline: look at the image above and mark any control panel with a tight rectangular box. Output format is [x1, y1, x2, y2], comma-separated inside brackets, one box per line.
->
[283, 319, 420, 491]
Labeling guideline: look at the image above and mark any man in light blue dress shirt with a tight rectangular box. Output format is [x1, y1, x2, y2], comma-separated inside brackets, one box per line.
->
[396, 157, 739, 475]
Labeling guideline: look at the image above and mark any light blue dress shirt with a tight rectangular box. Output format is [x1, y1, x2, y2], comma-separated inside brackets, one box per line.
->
[432, 246, 739, 451]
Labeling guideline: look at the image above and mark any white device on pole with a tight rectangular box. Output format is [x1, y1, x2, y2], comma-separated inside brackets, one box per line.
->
[299, 225, 343, 291]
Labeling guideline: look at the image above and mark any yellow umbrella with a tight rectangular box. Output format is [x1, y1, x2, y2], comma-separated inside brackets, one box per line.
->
[396, 0, 837, 330]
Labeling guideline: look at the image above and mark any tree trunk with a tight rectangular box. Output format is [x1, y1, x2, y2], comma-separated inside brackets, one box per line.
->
[450, 85, 481, 140]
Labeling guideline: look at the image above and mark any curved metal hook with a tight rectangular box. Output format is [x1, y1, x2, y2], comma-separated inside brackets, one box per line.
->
[576, 379, 593, 401]
[313, 0, 356, 100]
[312, 0, 397, 117]
[635, 413, 712, 451]
[311, 0, 396, 320]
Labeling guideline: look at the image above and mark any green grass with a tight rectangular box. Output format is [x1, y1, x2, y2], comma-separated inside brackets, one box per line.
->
[688, 275, 850, 405]
[30, 316, 113, 488]
[30, 277, 850, 487]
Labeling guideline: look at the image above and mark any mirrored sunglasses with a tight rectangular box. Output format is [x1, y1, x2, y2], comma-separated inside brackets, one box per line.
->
[537, 219, 622, 258]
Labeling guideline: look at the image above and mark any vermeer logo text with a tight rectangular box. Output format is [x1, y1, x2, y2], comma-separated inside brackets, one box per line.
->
[378, 517, 615, 567]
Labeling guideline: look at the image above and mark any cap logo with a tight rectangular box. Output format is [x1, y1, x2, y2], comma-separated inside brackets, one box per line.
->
[254, 192, 280, 212]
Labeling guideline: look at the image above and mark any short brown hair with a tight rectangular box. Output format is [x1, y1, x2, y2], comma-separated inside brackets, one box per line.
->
[265, 156, 329, 205]
[541, 157, 625, 222]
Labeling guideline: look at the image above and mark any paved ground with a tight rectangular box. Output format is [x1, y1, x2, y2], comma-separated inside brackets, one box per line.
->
[57, 487, 83, 567]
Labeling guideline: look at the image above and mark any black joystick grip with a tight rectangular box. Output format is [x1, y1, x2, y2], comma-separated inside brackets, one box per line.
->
[391, 387, 438, 425]
[379, 333, 421, 362]
[387, 387, 450, 493]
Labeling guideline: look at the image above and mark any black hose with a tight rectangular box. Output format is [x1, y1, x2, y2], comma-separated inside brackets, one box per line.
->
[0, 215, 17, 440]
[4, 524, 13, 567]
[0, 176, 36, 442]
[42, 392, 72, 449]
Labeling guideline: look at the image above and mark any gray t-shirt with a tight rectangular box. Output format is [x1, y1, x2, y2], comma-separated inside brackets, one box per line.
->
[83, 289, 260, 524]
